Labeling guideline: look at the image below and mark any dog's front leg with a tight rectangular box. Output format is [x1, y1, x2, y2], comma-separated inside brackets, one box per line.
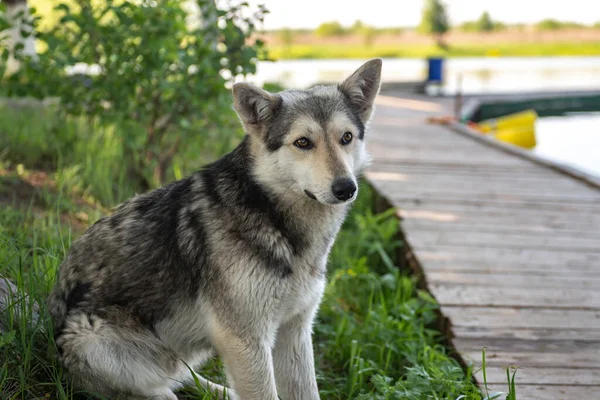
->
[212, 325, 278, 400]
[273, 312, 320, 400]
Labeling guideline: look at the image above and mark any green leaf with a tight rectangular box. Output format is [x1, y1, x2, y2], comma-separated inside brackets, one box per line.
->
[54, 3, 71, 13]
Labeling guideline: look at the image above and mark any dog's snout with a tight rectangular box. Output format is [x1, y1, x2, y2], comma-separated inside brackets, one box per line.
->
[331, 178, 356, 201]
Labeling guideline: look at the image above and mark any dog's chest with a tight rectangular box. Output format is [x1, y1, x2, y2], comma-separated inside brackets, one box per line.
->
[273, 250, 328, 324]
[274, 218, 342, 321]
[276, 269, 325, 324]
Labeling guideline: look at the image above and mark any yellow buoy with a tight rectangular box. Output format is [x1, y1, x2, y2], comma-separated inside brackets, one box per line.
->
[476, 109, 538, 149]
[494, 127, 537, 149]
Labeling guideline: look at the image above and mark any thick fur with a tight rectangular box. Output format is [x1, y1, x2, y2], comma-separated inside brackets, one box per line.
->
[47, 59, 382, 400]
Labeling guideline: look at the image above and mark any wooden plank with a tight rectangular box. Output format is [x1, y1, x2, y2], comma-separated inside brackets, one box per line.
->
[422, 262, 600, 276]
[412, 246, 600, 268]
[368, 162, 585, 181]
[390, 196, 600, 215]
[457, 338, 600, 369]
[403, 219, 600, 240]
[366, 170, 568, 187]
[368, 143, 529, 161]
[463, 350, 600, 369]
[369, 161, 559, 178]
[456, 337, 600, 355]
[370, 132, 589, 171]
[453, 327, 600, 341]
[368, 175, 600, 201]
[428, 272, 600, 289]
[385, 189, 600, 208]
[369, 134, 491, 147]
[397, 183, 592, 200]
[431, 284, 600, 309]
[474, 366, 600, 385]
[368, 151, 531, 168]
[391, 186, 600, 203]
[401, 219, 600, 237]
[388, 200, 600, 227]
[483, 385, 600, 400]
[442, 307, 600, 330]
[386, 193, 600, 213]
[408, 230, 600, 252]
[397, 209, 600, 233]
[366, 170, 598, 192]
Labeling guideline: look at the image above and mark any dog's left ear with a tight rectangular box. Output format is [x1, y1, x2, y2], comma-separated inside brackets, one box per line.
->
[232, 82, 281, 135]
[339, 59, 382, 122]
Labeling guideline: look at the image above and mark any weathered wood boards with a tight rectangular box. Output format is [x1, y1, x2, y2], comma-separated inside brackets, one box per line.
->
[367, 96, 600, 399]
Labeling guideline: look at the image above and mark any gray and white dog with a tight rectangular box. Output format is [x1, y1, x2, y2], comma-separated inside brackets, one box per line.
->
[48, 59, 382, 400]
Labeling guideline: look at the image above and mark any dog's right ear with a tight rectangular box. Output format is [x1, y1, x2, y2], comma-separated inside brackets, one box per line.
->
[233, 83, 281, 134]
[339, 59, 382, 123]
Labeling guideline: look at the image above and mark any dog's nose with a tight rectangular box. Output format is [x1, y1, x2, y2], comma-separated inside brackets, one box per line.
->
[331, 178, 357, 201]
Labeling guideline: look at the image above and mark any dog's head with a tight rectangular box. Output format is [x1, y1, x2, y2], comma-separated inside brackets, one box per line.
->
[233, 59, 382, 205]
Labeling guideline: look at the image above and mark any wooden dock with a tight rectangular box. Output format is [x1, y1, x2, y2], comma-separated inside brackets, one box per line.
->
[366, 94, 600, 399]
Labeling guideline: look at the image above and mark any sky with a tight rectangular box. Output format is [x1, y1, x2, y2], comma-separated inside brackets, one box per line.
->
[247, 0, 598, 30]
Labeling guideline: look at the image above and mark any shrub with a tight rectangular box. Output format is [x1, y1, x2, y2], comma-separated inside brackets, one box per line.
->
[1, 0, 267, 188]
[315, 21, 347, 37]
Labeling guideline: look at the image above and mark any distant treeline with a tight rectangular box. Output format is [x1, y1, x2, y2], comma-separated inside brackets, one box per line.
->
[272, 21, 403, 46]
[265, 16, 600, 39]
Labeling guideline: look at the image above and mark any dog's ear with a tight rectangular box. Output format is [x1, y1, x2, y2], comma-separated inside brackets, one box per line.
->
[233, 83, 281, 134]
[339, 59, 382, 122]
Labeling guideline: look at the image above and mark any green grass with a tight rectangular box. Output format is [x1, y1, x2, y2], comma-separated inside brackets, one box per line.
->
[0, 105, 518, 399]
[0, 104, 244, 208]
[267, 41, 600, 59]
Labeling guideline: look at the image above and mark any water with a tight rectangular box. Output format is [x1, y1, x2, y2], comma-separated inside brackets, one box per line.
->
[250, 57, 600, 95]
[534, 113, 600, 179]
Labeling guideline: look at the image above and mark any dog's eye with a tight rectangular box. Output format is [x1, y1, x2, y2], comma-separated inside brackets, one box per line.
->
[341, 132, 353, 145]
[294, 137, 313, 149]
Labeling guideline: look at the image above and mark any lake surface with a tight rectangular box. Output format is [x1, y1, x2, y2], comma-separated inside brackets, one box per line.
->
[534, 113, 600, 179]
[251, 57, 600, 95]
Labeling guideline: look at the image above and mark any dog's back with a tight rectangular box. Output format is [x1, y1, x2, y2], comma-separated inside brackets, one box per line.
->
[48, 176, 199, 333]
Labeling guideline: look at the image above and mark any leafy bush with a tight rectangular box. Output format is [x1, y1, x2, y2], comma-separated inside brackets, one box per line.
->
[458, 12, 505, 33]
[418, 0, 449, 36]
[535, 19, 584, 31]
[379, 27, 404, 35]
[1, 0, 267, 188]
[419, 0, 450, 48]
[315, 21, 347, 37]
[476, 12, 494, 32]
[349, 20, 378, 46]
[278, 27, 294, 46]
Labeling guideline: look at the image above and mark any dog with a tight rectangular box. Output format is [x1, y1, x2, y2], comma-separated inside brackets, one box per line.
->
[47, 58, 382, 400]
